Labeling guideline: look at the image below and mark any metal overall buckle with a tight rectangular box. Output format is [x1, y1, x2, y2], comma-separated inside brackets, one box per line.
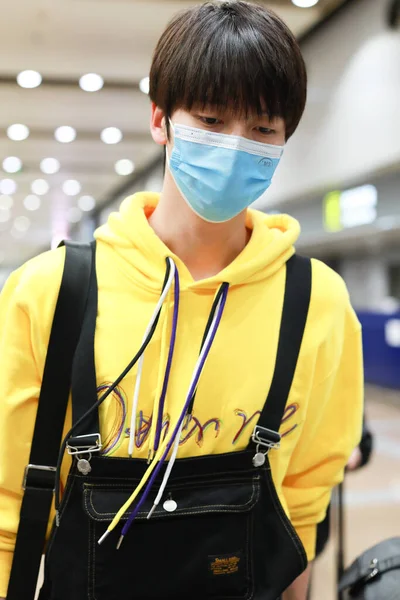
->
[66, 433, 102, 475]
[22, 464, 57, 491]
[251, 425, 281, 467]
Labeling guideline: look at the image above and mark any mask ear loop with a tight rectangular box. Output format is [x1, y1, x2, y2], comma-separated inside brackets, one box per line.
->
[167, 118, 175, 136]
[162, 118, 174, 173]
[164, 118, 175, 167]
[165, 147, 170, 167]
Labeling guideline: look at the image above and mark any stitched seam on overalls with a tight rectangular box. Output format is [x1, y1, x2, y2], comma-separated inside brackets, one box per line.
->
[83, 454, 253, 464]
[265, 471, 300, 550]
[83, 476, 257, 491]
[264, 470, 307, 571]
[86, 479, 259, 515]
[84, 480, 260, 521]
[77, 467, 256, 484]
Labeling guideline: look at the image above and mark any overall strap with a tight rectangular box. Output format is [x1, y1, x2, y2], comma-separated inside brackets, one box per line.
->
[7, 241, 94, 600]
[250, 255, 312, 450]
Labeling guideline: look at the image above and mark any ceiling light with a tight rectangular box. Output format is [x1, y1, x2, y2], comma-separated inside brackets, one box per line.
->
[78, 195, 96, 212]
[31, 179, 49, 195]
[67, 207, 82, 223]
[24, 194, 41, 211]
[11, 228, 26, 239]
[115, 159, 135, 176]
[55, 126, 77, 143]
[2, 156, 22, 174]
[7, 124, 30, 141]
[0, 179, 17, 195]
[40, 158, 60, 174]
[17, 70, 42, 89]
[139, 77, 150, 95]
[0, 195, 13, 210]
[14, 215, 31, 232]
[0, 208, 11, 223]
[63, 180, 81, 196]
[291, 0, 319, 7]
[101, 127, 123, 145]
[79, 73, 104, 92]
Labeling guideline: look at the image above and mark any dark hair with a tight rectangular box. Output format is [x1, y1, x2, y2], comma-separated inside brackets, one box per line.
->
[149, 1, 307, 140]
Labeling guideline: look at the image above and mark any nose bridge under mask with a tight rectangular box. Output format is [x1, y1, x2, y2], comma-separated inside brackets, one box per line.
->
[167, 120, 284, 224]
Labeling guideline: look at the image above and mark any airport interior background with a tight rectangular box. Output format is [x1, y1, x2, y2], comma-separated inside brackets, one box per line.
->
[0, 0, 400, 597]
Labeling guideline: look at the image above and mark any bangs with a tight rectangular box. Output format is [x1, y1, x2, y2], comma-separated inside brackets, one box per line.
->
[150, 1, 307, 138]
[177, 25, 283, 120]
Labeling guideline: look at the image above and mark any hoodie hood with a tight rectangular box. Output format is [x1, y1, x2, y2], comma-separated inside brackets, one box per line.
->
[95, 192, 300, 291]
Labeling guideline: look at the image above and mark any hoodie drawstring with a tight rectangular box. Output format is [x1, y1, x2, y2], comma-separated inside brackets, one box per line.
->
[98, 280, 229, 548]
[128, 258, 176, 457]
[150, 266, 180, 458]
[147, 281, 230, 518]
[148, 289, 171, 462]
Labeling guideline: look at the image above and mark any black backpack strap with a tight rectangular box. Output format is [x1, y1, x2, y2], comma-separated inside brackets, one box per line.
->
[70, 240, 100, 436]
[7, 241, 94, 600]
[249, 255, 312, 450]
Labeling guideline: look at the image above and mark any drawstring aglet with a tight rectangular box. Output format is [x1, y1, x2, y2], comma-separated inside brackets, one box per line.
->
[146, 503, 157, 520]
[98, 529, 111, 546]
[55, 510, 60, 528]
[147, 449, 154, 464]
[117, 534, 125, 550]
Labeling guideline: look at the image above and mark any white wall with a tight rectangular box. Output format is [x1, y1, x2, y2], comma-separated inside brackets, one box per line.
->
[341, 256, 390, 310]
[254, 0, 400, 209]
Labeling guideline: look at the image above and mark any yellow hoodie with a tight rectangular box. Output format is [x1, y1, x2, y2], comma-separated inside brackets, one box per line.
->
[0, 192, 363, 595]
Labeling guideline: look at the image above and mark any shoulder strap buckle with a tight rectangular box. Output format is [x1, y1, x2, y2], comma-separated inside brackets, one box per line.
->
[251, 425, 281, 450]
[22, 464, 57, 491]
[66, 433, 102, 456]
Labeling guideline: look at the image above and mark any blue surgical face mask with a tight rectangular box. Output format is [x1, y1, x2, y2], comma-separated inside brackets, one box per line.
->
[167, 121, 284, 223]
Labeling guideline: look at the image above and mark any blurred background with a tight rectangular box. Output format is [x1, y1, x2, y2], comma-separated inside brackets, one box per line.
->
[0, 0, 399, 598]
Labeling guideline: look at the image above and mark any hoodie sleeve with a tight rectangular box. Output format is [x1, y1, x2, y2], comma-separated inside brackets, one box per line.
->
[0, 253, 63, 597]
[282, 294, 364, 562]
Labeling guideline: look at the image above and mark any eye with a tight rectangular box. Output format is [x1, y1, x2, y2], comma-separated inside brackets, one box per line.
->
[257, 127, 275, 136]
[199, 116, 221, 126]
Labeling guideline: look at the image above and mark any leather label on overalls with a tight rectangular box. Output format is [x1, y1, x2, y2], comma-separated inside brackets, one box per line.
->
[208, 552, 242, 576]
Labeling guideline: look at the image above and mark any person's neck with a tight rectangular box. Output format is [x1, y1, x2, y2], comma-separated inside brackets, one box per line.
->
[148, 174, 251, 281]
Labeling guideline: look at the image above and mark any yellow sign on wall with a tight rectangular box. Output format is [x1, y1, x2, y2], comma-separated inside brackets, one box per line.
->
[323, 185, 378, 232]
[323, 190, 342, 232]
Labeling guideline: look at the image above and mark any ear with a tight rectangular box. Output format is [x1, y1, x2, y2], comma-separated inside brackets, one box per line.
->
[150, 103, 167, 146]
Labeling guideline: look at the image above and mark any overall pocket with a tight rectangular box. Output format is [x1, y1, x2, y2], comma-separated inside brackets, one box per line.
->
[84, 475, 260, 600]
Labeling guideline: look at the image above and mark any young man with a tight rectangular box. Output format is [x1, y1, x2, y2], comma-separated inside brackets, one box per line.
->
[0, 2, 363, 599]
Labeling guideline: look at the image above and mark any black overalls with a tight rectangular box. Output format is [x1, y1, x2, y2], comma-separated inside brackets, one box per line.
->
[37, 249, 312, 600]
